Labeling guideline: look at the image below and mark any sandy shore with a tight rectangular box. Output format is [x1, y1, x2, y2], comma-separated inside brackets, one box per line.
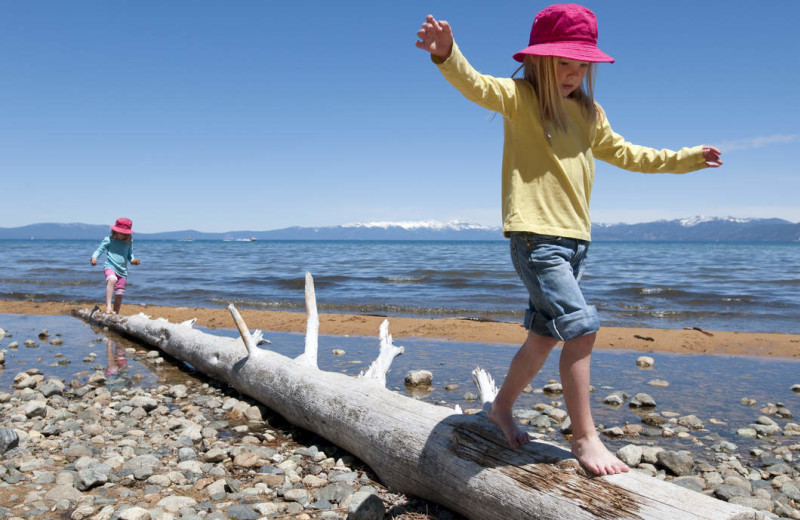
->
[1, 299, 799, 359]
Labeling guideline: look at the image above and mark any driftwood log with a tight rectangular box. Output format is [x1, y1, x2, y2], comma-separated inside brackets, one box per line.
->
[74, 273, 765, 520]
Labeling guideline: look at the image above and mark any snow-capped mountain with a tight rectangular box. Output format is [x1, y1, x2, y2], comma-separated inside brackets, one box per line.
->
[259, 220, 503, 240]
[677, 216, 755, 227]
[592, 216, 799, 242]
[341, 220, 497, 232]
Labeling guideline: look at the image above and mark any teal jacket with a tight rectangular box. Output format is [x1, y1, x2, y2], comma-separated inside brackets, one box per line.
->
[92, 237, 135, 278]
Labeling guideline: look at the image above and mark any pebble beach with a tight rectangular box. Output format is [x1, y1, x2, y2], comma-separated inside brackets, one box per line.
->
[0, 305, 799, 519]
[0, 316, 454, 520]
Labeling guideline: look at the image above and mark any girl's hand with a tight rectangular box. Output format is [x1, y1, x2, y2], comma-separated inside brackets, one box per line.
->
[91, 257, 97, 266]
[702, 146, 723, 168]
[131, 259, 141, 265]
[415, 15, 453, 59]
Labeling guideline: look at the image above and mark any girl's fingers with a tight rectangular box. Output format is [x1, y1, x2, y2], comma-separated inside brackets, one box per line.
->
[701, 146, 722, 168]
[416, 15, 451, 54]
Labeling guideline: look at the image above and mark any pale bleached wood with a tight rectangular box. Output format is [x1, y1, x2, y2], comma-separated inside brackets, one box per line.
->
[73, 308, 766, 520]
[297, 271, 319, 369]
[179, 318, 197, 328]
[472, 367, 498, 407]
[227, 304, 256, 354]
[359, 320, 405, 387]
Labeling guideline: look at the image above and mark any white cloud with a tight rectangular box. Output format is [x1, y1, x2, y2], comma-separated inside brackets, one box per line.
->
[717, 134, 800, 152]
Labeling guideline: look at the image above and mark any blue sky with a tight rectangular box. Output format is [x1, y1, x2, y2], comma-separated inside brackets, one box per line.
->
[1, 1, 798, 233]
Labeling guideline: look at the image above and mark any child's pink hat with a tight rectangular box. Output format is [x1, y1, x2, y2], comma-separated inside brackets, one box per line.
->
[111, 217, 134, 235]
[513, 4, 614, 63]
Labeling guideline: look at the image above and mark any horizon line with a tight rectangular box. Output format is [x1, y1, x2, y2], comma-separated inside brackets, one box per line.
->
[1, 215, 799, 235]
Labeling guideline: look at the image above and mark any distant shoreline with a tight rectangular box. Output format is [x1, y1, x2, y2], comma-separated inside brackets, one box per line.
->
[2, 239, 800, 244]
[2, 299, 799, 359]
[2, 217, 799, 242]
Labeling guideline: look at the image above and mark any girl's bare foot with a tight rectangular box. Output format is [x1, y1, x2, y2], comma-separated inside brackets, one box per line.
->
[104, 307, 113, 314]
[488, 403, 530, 449]
[571, 434, 629, 475]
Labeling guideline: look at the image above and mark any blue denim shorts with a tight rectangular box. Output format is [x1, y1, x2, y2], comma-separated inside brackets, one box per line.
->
[509, 232, 599, 341]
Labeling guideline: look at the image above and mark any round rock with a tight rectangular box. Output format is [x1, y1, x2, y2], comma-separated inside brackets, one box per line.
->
[616, 444, 643, 467]
[404, 370, 433, 387]
[348, 491, 385, 520]
[543, 383, 563, 394]
[118, 507, 152, 520]
[603, 391, 628, 406]
[656, 450, 693, 476]
[630, 393, 656, 408]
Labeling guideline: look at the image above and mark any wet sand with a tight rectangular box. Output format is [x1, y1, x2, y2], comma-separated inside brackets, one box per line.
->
[2, 299, 799, 359]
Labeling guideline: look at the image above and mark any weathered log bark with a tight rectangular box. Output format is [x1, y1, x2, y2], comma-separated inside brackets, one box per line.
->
[73, 276, 765, 520]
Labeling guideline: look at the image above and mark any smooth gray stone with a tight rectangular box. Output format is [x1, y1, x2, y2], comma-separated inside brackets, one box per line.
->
[315, 482, 356, 504]
[348, 491, 385, 520]
[671, 476, 706, 493]
[713, 484, 750, 501]
[780, 481, 800, 501]
[225, 505, 259, 520]
[728, 496, 773, 512]
[656, 450, 693, 476]
[0, 429, 19, 455]
[630, 393, 657, 407]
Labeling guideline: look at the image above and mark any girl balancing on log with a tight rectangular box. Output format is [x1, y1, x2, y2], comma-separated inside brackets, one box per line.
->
[415, 4, 722, 475]
[91, 217, 141, 314]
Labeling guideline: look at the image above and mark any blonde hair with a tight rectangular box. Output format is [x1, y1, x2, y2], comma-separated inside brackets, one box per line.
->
[522, 55, 597, 135]
[111, 231, 132, 242]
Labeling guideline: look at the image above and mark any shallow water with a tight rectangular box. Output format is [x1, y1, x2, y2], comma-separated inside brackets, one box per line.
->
[1, 313, 799, 467]
[2, 239, 800, 333]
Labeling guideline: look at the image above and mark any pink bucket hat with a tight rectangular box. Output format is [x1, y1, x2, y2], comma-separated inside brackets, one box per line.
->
[513, 4, 614, 63]
[110, 217, 134, 235]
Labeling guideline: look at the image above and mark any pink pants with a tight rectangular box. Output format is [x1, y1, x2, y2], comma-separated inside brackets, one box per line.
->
[104, 268, 127, 295]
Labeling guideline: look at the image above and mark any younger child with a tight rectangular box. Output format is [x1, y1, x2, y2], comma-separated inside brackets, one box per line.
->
[91, 218, 141, 314]
[416, 4, 722, 475]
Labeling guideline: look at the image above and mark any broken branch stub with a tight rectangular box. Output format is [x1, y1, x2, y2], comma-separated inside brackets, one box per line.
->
[472, 367, 498, 407]
[297, 271, 319, 369]
[359, 319, 405, 387]
[227, 304, 256, 354]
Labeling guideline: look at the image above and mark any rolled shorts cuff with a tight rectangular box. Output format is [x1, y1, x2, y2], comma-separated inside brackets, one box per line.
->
[524, 305, 599, 341]
[524, 309, 550, 337]
[549, 305, 599, 341]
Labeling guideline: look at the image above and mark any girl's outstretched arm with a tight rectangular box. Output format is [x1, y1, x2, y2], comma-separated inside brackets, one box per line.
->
[91, 237, 110, 266]
[415, 15, 453, 59]
[702, 146, 723, 168]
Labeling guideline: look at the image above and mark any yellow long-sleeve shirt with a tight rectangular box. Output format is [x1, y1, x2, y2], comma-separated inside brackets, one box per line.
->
[434, 43, 707, 241]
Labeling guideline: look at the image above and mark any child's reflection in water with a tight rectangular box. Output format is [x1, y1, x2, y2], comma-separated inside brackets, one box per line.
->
[105, 340, 127, 377]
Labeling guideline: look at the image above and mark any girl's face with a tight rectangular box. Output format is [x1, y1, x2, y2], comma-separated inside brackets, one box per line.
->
[557, 58, 589, 97]
[112, 231, 131, 241]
